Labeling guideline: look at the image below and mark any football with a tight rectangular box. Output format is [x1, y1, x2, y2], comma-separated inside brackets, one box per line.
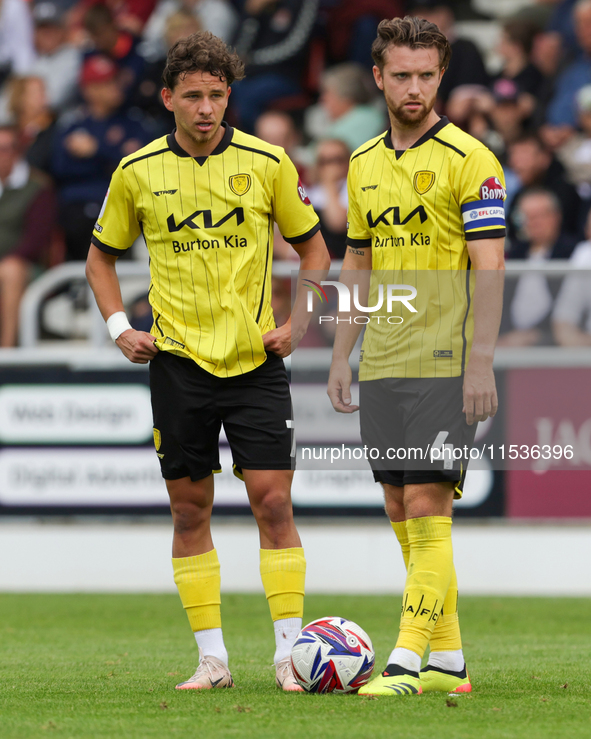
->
[290, 617, 375, 693]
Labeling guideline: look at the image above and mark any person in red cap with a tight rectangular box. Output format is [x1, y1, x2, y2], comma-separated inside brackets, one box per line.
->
[82, 3, 146, 103]
[49, 55, 152, 261]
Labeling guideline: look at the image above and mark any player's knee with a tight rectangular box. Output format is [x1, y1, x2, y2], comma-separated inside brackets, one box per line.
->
[252, 489, 292, 526]
[171, 500, 210, 534]
[385, 497, 405, 522]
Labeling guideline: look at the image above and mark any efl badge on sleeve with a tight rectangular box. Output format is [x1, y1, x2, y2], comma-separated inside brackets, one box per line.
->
[153, 428, 161, 451]
[413, 171, 435, 195]
[229, 173, 252, 196]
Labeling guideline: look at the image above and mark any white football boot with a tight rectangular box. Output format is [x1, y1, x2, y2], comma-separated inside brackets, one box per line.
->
[175, 648, 235, 690]
[275, 657, 304, 692]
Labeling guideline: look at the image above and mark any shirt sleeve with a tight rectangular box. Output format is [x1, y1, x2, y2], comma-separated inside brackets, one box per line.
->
[345, 158, 372, 248]
[272, 152, 321, 243]
[90, 163, 141, 255]
[453, 147, 507, 242]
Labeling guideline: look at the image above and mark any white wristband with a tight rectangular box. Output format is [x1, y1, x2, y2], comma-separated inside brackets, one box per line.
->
[106, 311, 133, 341]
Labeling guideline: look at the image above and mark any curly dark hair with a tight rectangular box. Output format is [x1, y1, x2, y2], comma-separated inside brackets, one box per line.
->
[162, 32, 245, 89]
[372, 16, 452, 72]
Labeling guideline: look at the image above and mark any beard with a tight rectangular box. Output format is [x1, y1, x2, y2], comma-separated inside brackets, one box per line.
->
[386, 93, 436, 129]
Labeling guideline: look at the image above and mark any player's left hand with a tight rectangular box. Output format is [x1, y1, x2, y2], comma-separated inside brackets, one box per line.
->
[263, 324, 295, 358]
[462, 356, 498, 426]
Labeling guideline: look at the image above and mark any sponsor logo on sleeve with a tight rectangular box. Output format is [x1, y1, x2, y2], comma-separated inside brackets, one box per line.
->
[96, 189, 110, 223]
[297, 178, 311, 205]
[480, 176, 506, 200]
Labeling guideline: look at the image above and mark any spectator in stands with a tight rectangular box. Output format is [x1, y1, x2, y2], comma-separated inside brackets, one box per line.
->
[556, 84, 591, 201]
[407, 0, 489, 113]
[305, 63, 385, 153]
[254, 110, 308, 181]
[30, 2, 81, 113]
[544, 0, 581, 64]
[488, 80, 526, 153]
[83, 3, 146, 102]
[506, 133, 582, 242]
[493, 19, 544, 121]
[8, 76, 56, 172]
[461, 80, 525, 162]
[230, 0, 319, 133]
[552, 207, 591, 346]
[50, 55, 151, 261]
[0, 0, 36, 87]
[326, 0, 405, 69]
[500, 188, 576, 347]
[131, 9, 199, 133]
[545, 0, 591, 147]
[0, 125, 56, 346]
[72, 0, 158, 36]
[142, 0, 237, 55]
[306, 138, 349, 260]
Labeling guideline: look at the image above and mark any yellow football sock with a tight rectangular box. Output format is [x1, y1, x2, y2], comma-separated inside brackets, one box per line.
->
[429, 564, 462, 652]
[260, 547, 306, 621]
[391, 520, 410, 568]
[172, 549, 222, 632]
[396, 516, 453, 657]
[391, 518, 462, 652]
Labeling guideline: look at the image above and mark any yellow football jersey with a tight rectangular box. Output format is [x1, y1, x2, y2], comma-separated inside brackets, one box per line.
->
[346, 117, 506, 379]
[92, 124, 320, 377]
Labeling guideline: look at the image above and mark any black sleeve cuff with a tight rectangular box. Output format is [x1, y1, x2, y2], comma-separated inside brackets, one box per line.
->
[465, 228, 506, 242]
[346, 237, 372, 248]
[91, 234, 130, 256]
[283, 221, 321, 244]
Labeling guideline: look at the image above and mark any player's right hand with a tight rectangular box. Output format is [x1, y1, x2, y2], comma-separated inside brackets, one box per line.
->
[116, 329, 159, 364]
[327, 359, 359, 413]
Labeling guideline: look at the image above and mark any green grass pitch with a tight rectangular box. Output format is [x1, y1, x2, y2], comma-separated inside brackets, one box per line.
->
[1, 593, 590, 739]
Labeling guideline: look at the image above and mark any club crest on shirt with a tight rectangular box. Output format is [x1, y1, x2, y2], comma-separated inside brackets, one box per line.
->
[229, 173, 252, 196]
[413, 171, 435, 195]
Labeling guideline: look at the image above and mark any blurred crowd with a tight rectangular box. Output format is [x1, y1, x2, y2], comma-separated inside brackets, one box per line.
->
[1, 0, 591, 348]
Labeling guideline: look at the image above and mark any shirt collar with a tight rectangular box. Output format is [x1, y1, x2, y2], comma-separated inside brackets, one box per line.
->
[166, 122, 234, 162]
[384, 116, 450, 152]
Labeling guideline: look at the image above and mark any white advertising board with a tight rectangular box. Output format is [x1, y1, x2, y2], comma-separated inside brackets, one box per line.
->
[0, 384, 153, 444]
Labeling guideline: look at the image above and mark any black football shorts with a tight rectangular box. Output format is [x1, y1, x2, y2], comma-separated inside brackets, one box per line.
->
[359, 376, 478, 496]
[149, 350, 294, 481]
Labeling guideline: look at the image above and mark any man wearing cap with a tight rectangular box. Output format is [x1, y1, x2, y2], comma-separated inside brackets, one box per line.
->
[50, 55, 151, 261]
[30, 2, 82, 112]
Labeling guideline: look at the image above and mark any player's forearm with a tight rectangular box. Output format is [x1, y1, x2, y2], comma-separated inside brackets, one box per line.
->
[85, 244, 125, 322]
[467, 238, 505, 363]
[289, 232, 331, 341]
[331, 246, 371, 361]
[469, 267, 505, 362]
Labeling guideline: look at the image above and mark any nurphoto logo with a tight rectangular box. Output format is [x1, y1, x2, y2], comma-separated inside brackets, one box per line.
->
[304, 280, 418, 325]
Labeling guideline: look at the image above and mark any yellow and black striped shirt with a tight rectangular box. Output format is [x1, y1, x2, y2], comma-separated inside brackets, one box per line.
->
[92, 124, 320, 377]
[346, 116, 506, 379]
